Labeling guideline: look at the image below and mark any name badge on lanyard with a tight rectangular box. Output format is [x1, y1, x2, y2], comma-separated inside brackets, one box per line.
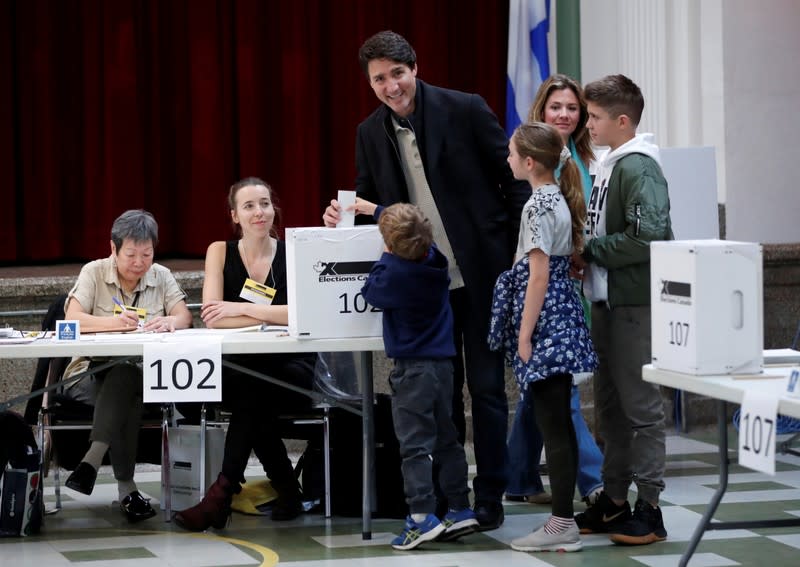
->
[113, 304, 147, 324]
[240, 277, 276, 305]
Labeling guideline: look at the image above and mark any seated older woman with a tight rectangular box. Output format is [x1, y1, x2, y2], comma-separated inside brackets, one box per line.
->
[63, 209, 192, 522]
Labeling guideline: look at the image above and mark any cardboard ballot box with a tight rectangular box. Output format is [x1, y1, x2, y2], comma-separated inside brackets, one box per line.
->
[160, 425, 225, 511]
[286, 226, 384, 339]
[650, 240, 763, 375]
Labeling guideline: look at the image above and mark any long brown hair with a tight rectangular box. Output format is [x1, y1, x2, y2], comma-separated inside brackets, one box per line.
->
[512, 123, 586, 252]
[527, 74, 594, 167]
[227, 177, 281, 238]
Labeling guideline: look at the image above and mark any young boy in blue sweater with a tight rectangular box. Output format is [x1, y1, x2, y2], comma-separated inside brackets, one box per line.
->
[359, 201, 478, 550]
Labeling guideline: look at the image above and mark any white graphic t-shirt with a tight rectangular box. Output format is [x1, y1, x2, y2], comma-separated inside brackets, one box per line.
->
[583, 133, 662, 302]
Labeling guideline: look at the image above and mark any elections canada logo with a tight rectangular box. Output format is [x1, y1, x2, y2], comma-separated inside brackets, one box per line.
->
[57, 321, 78, 340]
[660, 280, 692, 306]
[312, 260, 375, 283]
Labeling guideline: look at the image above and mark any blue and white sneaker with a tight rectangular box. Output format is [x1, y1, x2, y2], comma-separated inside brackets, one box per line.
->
[438, 508, 480, 542]
[391, 514, 445, 550]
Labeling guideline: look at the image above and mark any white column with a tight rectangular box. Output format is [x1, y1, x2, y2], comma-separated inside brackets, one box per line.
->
[580, 0, 724, 195]
[616, 0, 668, 142]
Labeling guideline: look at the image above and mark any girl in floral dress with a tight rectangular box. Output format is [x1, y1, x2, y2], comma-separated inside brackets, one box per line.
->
[489, 122, 598, 552]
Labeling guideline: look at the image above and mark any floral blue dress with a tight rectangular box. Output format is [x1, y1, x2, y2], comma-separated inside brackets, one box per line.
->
[488, 184, 598, 388]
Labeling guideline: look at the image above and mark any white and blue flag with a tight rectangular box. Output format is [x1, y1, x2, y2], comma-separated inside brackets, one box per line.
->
[506, 0, 551, 137]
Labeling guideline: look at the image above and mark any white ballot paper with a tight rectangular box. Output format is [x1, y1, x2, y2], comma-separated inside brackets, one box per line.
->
[337, 190, 356, 228]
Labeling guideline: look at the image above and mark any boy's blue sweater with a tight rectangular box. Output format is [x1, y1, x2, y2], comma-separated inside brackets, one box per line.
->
[361, 245, 456, 360]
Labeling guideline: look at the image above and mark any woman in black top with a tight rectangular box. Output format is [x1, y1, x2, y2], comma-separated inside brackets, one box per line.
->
[175, 178, 314, 530]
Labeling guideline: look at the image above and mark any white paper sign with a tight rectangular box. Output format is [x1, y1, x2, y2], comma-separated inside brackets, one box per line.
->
[54, 320, 80, 341]
[738, 389, 778, 475]
[336, 190, 356, 228]
[142, 335, 222, 403]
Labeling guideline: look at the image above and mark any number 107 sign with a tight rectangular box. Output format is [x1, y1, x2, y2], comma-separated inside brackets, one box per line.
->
[143, 336, 222, 403]
[738, 390, 778, 475]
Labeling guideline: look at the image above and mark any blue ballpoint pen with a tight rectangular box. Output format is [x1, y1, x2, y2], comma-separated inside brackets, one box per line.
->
[113, 296, 142, 327]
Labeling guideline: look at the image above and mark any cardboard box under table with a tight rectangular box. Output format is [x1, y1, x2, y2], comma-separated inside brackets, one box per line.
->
[160, 425, 225, 511]
[286, 226, 384, 339]
[650, 239, 763, 375]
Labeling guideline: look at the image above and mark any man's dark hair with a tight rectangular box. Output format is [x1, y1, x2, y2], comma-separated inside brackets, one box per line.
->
[358, 30, 417, 77]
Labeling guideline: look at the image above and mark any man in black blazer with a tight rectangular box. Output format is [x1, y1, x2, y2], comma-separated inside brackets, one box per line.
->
[324, 30, 529, 530]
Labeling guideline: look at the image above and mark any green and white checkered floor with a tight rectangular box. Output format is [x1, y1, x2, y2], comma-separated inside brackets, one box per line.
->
[3, 426, 800, 566]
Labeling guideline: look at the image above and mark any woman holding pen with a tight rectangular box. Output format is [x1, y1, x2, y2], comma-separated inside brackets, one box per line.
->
[63, 209, 192, 523]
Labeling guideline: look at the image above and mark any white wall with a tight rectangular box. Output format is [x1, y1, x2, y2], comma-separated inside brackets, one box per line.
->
[578, 0, 799, 244]
[722, 0, 800, 243]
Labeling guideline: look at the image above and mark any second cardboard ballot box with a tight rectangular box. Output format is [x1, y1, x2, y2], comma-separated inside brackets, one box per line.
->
[286, 226, 384, 338]
[650, 239, 763, 375]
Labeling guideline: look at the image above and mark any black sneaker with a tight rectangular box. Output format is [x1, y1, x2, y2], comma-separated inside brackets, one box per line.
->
[473, 500, 504, 531]
[609, 499, 668, 545]
[574, 491, 631, 534]
[271, 494, 303, 521]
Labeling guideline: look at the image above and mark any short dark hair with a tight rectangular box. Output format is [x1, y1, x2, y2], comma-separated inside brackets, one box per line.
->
[358, 30, 416, 77]
[111, 209, 158, 250]
[378, 203, 432, 261]
[583, 74, 644, 125]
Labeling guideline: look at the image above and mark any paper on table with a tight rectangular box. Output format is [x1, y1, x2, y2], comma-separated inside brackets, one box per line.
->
[0, 337, 39, 345]
[172, 325, 262, 336]
[0, 330, 51, 345]
[261, 325, 289, 334]
[81, 325, 137, 334]
[764, 349, 800, 365]
[337, 190, 356, 228]
[91, 332, 165, 342]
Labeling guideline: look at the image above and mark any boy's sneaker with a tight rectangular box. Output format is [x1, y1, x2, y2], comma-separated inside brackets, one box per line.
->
[511, 522, 582, 553]
[391, 514, 445, 550]
[438, 508, 479, 542]
[582, 487, 603, 507]
[574, 491, 631, 534]
[609, 499, 668, 545]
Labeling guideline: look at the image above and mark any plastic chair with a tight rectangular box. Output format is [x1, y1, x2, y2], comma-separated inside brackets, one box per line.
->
[278, 351, 364, 518]
[22, 294, 170, 514]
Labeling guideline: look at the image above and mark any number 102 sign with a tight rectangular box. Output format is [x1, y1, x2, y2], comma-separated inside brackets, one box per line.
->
[143, 336, 222, 403]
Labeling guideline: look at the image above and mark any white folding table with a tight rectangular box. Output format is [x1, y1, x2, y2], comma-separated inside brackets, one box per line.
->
[0, 331, 384, 539]
[643, 362, 800, 566]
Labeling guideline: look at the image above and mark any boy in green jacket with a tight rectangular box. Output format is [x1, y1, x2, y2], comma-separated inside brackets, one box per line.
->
[572, 74, 673, 546]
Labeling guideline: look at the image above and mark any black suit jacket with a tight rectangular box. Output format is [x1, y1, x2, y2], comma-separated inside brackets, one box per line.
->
[355, 80, 529, 330]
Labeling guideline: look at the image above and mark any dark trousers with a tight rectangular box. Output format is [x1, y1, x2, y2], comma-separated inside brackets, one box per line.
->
[390, 358, 470, 514]
[529, 373, 577, 518]
[591, 304, 665, 504]
[220, 353, 314, 490]
[449, 287, 509, 502]
[89, 361, 143, 482]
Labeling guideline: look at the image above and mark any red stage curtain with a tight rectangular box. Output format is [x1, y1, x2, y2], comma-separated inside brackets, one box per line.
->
[0, 0, 509, 264]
